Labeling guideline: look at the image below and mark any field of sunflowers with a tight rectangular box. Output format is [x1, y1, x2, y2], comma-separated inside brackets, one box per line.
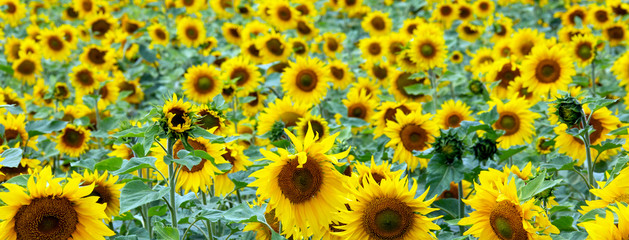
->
[3, 0, 629, 239]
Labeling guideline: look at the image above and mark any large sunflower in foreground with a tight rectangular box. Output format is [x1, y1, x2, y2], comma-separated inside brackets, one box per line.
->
[488, 98, 540, 149]
[434, 99, 474, 129]
[335, 176, 441, 239]
[580, 167, 629, 214]
[183, 63, 223, 103]
[580, 203, 629, 239]
[459, 177, 558, 240]
[71, 170, 124, 219]
[281, 57, 330, 105]
[384, 110, 439, 171]
[0, 167, 114, 240]
[250, 125, 350, 239]
[521, 44, 575, 96]
[57, 124, 91, 158]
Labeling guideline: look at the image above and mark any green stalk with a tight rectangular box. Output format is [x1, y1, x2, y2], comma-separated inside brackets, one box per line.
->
[458, 181, 465, 233]
[580, 110, 595, 200]
[167, 137, 178, 228]
[428, 69, 438, 113]
[591, 55, 596, 96]
[202, 192, 213, 239]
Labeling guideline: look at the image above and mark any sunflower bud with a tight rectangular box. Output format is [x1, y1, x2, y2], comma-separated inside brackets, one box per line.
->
[269, 121, 286, 142]
[472, 138, 497, 162]
[432, 130, 466, 165]
[468, 80, 484, 95]
[554, 96, 582, 126]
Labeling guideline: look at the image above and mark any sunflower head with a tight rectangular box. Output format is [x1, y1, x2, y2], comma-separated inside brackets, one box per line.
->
[468, 79, 484, 95]
[471, 137, 497, 162]
[432, 130, 466, 165]
[553, 95, 583, 126]
[161, 94, 195, 137]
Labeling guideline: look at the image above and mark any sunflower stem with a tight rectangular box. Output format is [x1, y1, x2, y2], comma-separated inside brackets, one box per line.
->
[580, 109, 595, 200]
[590, 56, 596, 96]
[92, 95, 103, 149]
[167, 137, 179, 229]
[458, 181, 465, 233]
[449, 81, 456, 100]
[428, 69, 438, 113]
[201, 192, 213, 239]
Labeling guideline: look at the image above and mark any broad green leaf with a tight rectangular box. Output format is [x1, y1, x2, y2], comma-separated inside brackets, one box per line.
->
[0, 148, 23, 167]
[112, 156, 157, 175]
[94, 157, 123, 171]
[403, 83, 432, 95]
[582, 97, 617, 115]
[152, 222, 179, 240]
[148, 205, 168, 217]
[498, 146, 527, 161]
[119, 180, 170, 213]
[223, 203, 267, 224]
[610, 126, 629, 135]
[478, 106, 499, 124]
[552, 216, 576, 231]
[112, 127, 146, 138]
[426, 154, 464, 197]
[139, 44, 158, 63]
[25, 120, 67, 136]
[591, 138, 624, 153]
[174, 150, 202, 171]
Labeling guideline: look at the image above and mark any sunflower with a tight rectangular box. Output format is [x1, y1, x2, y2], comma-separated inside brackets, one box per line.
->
[289, 37, 309, 57]
[612, 51, 629, 87]
[581, 203, 629, 239]
[28, 78, 54, 107]
[434, 100, 474, 129]
[121, 16, 145, 38]
[221, 56, 261, 95]
[241, 20, 271, 42]
[214, 142, 252, 196]
[553, 105, 620, 165]
[57, 24, 78, 50]
[281, 57, 330, 105]
[257, 31, 291, 63]
[438, 180, 473, 200]
[177, 17, 206, 47]
[350, 77, 383, 100]
[457, 21, 483, 42]
[328, 59, 354, 90]
[588, 4, 612, 29]
[56, 124, 91, 158]
[385, 33, 408, 63]
[359, 36, 386, 63]
[510, 28, 544, 60]
[195, 105, 232, 136]
[507, 77, 541, 104]
[493, 38, 512, 59]
[400, 17, 425, 38]
[562, 4, 588, 27]
[384, 110, 439, 170]
[295, 17, 319, 40]
[408, 24, 447, 70]
[362, 11, 392, 36]
[535, 136, 554, 155]
[183, 63, 223, 103]
[236, 90, 263, 115]
[469, 47, 495, 77]
[250, 124, 349, 239]
[449, 50, 464, 64]
[336, 175, 441, 239]
[603, 22, 628, 47]
[456, 1, 474, 21]
[557, 25, 591, 43]
[114, 73, 144, 104]
[69, 64, 106, 95]
[361, 61, 391, 87]
[473, 0, 494, 18]
[432, 2, 457, 25]
[73, 0, 100, 18]
[351, 157, 404, 188]
[294, 115, 328, 143]
[319, 32, 345, 59]
[12, 55, 42, 85]
[389, 70, 432, 102]
[173, 137, 228, 193]
[567, 34, 597, 68]
[372, 101, 421, 138]
[0, 157, 40, 182]
[520, 44, 576, 96]
[3, 36, 21, 62]
[39, 28, 71, 61]
[17, 38, 41, 57]
[579, 167, 629, 215]
[162, 94, 193, 134]
[0, 0, 26, 27]
[258, 98, 310, 135]
[53, 82, 71, 101]
[488, 98, 540, 149]
[342, 90, 377, 124]
[199, 36, 219, 56]
[267, 1, 298, 31]
[242, 197, 283, 240]
[484, 58, 521, 99]
[240, 39, 265, 64]
[85, 12, 116, 40]
[148, 23, 170, 47]
[0, 113, 27, 146]
[491, 15, 514, 43]
[221, 22, 243, 45]
[71, 170, 123, 220]
[209, 0, 239, 19]
[0, 167, 115, 240]
[175, 0, 206, 13]
[459, 176, 558, 240]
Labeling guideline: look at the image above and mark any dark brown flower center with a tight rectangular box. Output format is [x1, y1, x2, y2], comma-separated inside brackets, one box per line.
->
[15, 197, 78, 240]
[496, 112, 520, 136]
[368, 42, 382, 56]
[440, 5, 452, 16]
[384, 105, 410, 123]
[607, 26, 625, 40]
[6, 2, 16, 13]
[420, 43, 436, 58]
[155, 29, 167, 40]
[293, 41, 306, 55]
[489, 200, 527, 240]
[197, 110, 221, 130]
[76, 70, 94, 85]
[62, 128, 86, 148]
[230, 68, 250, 86]
[265, 38, 284, 56]
[595, 10, 608, 22]
[91, 19, 111, 37]
[48, 36, 64, 51]
[370, 16, 386, 31]
[400, 124, 428, 151]
[576, 42, 593, 60]
[519, 42, 534, 56]
[348, 104, 368, 119]
[277, 156, 323, 204]
[459, 6, 471, 19]
[17, 59, 36, 75]
[88, 48, 107, 65]
[173, 138, 209, 173]
[297, 20, 312, 35]
[295, 4, 309, 15]
[327, 38, 339, 51]
[363, 197, 414, 239]
[568, 10, 585, 25]
[277, 6, 292, 21]
[535, 59, 561, 83]
[330, 66, 344, 80]
[186, 26, 199, 40]
[303, 120, 325, 139]
[195, 76, 215, 93]
[296, 69, 317, 92]
[447, 114, 462, 128]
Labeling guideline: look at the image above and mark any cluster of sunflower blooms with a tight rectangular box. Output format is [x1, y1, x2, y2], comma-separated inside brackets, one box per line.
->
[3, 0, 629, 238]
